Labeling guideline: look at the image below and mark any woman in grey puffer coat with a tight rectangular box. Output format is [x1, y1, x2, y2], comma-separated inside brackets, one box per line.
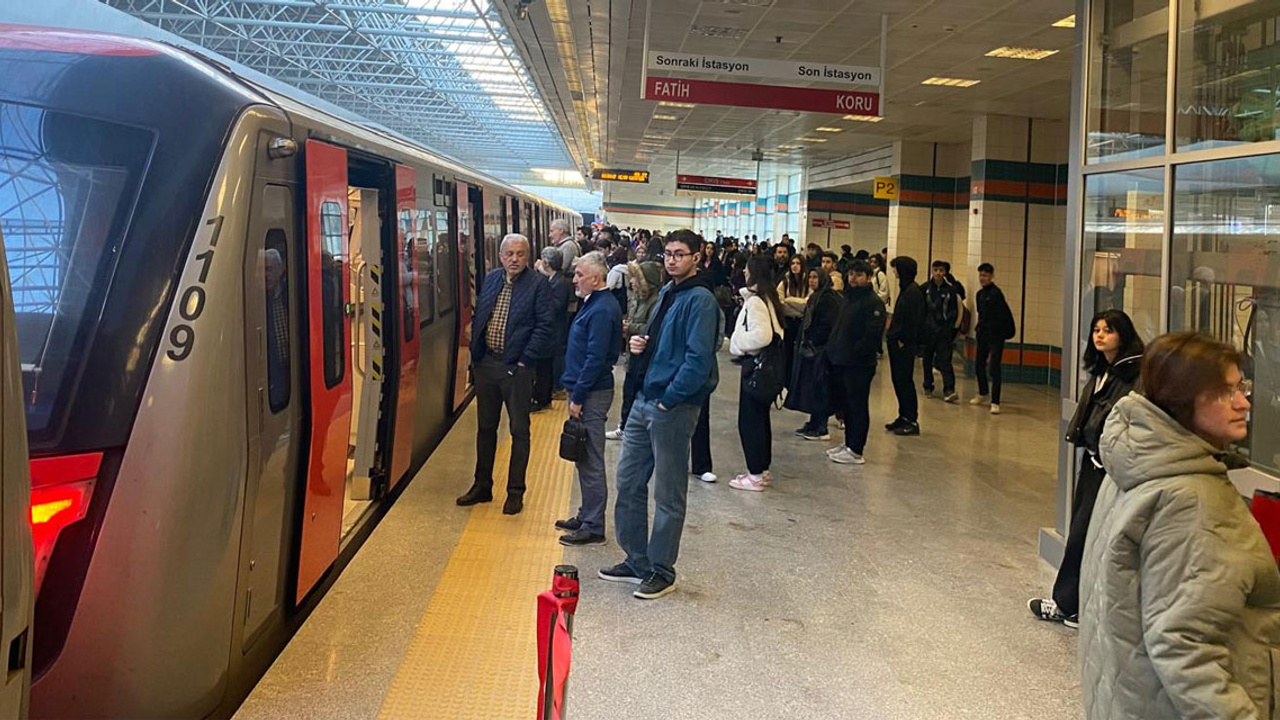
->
[1080, 332, 1280, 719]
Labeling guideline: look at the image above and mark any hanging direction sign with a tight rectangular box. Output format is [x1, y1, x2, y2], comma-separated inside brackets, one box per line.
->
[646, 51, 880, 88]
[592, 168, 650, 183]
[676, 174, 757, 196]
[645, 76, 879, 117]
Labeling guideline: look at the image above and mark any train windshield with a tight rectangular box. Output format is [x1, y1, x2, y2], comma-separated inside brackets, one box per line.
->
[0, 100, 153, 437]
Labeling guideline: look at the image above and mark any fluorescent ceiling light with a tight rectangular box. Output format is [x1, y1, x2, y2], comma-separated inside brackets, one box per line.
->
[797, 137, 827, 143]
[659, 101, 697, 108]
[922, 76, 980, 87]
[652, 114, 679, 121]
[985, 46, 1059, 60]
[776, 144, 800, 150]
[531, 168, 585, 186]
[815, 126, 844, 132]
[843, 114, 883, 122]
[1053, 14, 1076, 28]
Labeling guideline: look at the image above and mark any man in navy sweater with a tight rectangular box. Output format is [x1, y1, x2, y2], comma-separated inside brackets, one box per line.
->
[555, 252, 622, 546]
[457, 234, 553, 515]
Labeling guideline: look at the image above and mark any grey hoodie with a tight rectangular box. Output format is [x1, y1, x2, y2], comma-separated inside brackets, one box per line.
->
[1079, 392, 1280, 719]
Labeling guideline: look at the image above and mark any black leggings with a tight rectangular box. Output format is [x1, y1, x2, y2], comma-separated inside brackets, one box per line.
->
[737, 368, 773, 475]
[1052, 458, 1106, 617]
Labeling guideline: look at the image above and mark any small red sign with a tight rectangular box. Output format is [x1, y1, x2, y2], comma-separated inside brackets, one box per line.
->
[812, 218, 851, 229]
[645, 75, 880, 117]
[832, 220, 851, 229]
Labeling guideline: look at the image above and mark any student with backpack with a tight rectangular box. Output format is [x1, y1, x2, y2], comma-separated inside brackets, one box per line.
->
[728, 255, 786, 492]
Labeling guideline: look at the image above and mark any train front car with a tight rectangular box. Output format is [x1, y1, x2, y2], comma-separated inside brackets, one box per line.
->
[0, 27, 274, 718]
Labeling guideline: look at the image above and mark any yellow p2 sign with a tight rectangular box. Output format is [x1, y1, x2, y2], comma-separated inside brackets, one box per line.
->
[874, 176, 898, 201]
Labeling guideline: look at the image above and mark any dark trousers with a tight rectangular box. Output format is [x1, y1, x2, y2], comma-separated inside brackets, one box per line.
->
[835, 367, 875, 454]
[887, 341, 918, 423]
[619, 370, 640, 430]
[1052, 458, 1106, 617]
[975, 336, 1005, 404]
[473, 356, 533, 496]
[737, 368, 773, 475]
[921, 328, 957, 395]
[533, 357, 554, 406]
[690, 395, 712, 475]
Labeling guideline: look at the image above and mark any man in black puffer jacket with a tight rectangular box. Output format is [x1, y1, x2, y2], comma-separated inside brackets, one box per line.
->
[825, 261, 886, 464]
[885, 255, 926, 436]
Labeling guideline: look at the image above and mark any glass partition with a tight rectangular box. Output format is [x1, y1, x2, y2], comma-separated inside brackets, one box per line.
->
[1087, 0, 1170, 162]
[1170, 154, 1280, 473]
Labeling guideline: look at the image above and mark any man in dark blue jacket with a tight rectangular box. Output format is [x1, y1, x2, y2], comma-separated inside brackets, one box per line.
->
[457, 234, 553, 515]
[555, 252, 622, 546]
[886, 255, 926, 436]
[599, 230, 720, 600]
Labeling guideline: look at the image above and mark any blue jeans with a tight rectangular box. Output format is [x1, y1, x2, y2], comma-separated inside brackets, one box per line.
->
[573, 388, 613, 534]
[613, 395, 701, 584]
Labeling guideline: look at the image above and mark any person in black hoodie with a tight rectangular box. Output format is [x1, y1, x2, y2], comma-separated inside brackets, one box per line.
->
[885, 256, 926, 435]
[970, 262, 1017, 414]
[1029, 308, 1144, 628]
[785, 269, 843, 440]
[825, 261, 886, 464]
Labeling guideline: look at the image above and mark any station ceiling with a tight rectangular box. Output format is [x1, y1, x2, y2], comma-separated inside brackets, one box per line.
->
[105, 0, 575, 181]
[508, 0, 1078, 183]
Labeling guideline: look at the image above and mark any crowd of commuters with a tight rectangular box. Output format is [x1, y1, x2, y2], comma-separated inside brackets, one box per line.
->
[456, 225, 1280, 715]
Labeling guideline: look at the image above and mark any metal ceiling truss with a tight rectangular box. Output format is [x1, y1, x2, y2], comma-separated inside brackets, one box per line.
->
[103, 0, 574, 176]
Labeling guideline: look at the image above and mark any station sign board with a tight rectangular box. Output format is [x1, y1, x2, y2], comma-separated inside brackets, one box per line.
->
[591, 168, 650, 184]
[646, 51, 880, 88]
[873, 176, 898, 200]
[812, 218, 851, 229]
[676, 174, 757, 196]
[645, 76, 879, 117]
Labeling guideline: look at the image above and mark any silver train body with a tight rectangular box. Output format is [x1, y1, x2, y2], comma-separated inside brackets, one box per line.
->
[0, 25, 579, 718]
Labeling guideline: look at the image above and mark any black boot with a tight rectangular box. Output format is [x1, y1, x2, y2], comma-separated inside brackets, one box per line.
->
[503, 494, 524, 515]
[456, 485, 493, 506]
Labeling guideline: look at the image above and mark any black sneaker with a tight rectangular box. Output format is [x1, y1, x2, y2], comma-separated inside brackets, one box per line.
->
[559, 529, 605, 546]
[892, 421, 920, 436]
[1029, 597, 1077, 628]
[598, 562, 643, 584]
[793, 425, 811, 437]
[633, 574, 677, 600]
[802, 429, 831, 441]
[554, 517, 582, 531]
[530, 401, 549, 414]
[502, 495, 524, 515]
[455, 486, 493, 506]
[884, 417, 906, 431]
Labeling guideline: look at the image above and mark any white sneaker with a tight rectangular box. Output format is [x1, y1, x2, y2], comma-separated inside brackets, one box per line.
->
[943, 392, 959, 404]
[826, 445, 843, 457]
[990, 404, 1001, 415]
[729, 473, 767, 492]
[605, 428, 624, 440]
[969, 395, 987, 406]
[698, 472, 717, 483]
[829, 447, 866, 465]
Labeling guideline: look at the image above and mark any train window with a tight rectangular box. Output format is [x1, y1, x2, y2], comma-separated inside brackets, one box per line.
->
[416, 209, 434, 327]
[398, 209, 415, 343]
[434, 209, 454, 315]
[320, 200, 345, 389]
[0, 100, 153, 435]
[263, 227, 291, 413]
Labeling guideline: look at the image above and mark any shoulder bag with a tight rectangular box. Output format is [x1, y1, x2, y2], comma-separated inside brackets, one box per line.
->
[741, 305, 786, 403]
[559, 417, 589, 462]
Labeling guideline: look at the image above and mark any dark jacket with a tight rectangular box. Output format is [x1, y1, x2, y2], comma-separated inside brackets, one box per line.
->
[1065, 353, 1142, 458]
[639, 272, 721, 408]
[827, 285, 886, 368]
[560, 289, 622, 404]
[785, 286, 843, 415]
[975, 283, 1016, 341]
[886, 257, 925, 347]
[471, 267, 553, 367]
[800, 286, 842, 350]
[923, 278, 961, 333]
[539, 273, 573, 359]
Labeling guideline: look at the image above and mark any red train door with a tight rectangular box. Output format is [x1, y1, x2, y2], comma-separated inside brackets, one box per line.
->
[390, 164, 417, 488]
[451, 181, 477, 412]
[297, 139, 352, 604]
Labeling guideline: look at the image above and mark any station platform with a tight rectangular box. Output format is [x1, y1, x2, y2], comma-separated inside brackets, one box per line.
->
[233, 354, 1083, 719]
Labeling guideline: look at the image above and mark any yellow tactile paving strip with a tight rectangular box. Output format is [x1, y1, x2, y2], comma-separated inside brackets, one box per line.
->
[378, 401, 575, 720]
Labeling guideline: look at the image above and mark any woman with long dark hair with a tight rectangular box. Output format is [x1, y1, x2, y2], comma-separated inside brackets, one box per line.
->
[777, 255, 809, 392]
[1029, 308, 1144, 628]
[729, 255, 786, 492]
[785, 269, 843, 440]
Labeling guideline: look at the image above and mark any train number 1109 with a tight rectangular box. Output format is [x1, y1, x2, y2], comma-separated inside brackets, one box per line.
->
[166, 215, 223, 362]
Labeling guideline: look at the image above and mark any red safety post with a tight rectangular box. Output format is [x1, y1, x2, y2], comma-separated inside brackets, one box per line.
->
[1251, 490, 1280, 562]
[537, 565, 579, 720]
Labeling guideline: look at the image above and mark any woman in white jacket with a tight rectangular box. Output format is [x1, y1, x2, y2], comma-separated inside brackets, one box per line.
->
[729, 255, 786, 492]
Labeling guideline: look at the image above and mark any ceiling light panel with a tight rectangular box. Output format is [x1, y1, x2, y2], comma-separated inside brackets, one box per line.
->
[659, 101, 697, 109]
[843, 115, 883, 123]
[815, 126, 844, 132]
[652, 114, 679, 121]
[690, 24, 749, 40]
[985, 47, 1060, 60]
[797, 137, 827, 143]
[922, 77, 981, 88]
[1053, 15, 1077, 28]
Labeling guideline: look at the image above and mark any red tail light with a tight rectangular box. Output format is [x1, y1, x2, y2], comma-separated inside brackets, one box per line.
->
[29, 453, 101, 597]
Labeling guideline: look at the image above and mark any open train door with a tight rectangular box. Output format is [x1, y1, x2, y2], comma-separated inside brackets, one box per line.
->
[389, 165, 418, 489]
[0, 228, 32, 718]
[451, 181, 477, 412]
[297, 139, 353, 604]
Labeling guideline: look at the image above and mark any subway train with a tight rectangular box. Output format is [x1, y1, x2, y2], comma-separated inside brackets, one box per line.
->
[0, 24, 580, 719]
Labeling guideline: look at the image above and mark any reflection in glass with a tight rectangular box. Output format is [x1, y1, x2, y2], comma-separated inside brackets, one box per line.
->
[1177, 0, 1280, 150]
[263, 228, 291, 412]
[1171, 154, 1280, 473]
[415, 209, 434, 326]
[1087, 0, 1169, 161]
[1080, 169, 1165, 376]
[320, 201, 345, 389]
[435, 209, 454, 315]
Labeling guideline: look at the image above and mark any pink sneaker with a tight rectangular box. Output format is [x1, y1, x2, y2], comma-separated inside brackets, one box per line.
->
[729, 474, 767, 492]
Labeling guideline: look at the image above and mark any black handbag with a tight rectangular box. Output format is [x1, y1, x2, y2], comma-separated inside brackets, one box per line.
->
[559, 417, 589, 462]
[743, 333, 786, 403]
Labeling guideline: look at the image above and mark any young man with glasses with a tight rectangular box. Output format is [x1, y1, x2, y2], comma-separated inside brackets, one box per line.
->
[601, 230, 720, 600]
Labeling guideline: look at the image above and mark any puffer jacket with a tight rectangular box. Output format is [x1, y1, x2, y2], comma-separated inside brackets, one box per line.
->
[1079, 393, 1280, 720]
[625, 261, 662, 338]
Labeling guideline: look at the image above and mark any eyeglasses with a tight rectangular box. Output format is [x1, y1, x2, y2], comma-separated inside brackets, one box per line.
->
[663, 250, 693, 261]
[1217, 379, 1253, 403]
